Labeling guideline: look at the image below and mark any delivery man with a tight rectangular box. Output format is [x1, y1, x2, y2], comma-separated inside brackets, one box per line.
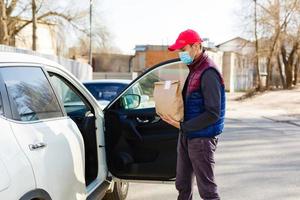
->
[160, 29, 225, 200]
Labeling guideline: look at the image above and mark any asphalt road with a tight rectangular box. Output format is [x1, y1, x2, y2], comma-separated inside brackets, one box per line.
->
[126, 115, 300, 200]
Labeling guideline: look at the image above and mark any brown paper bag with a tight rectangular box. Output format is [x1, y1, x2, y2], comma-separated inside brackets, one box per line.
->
[153, 80, 183, 121]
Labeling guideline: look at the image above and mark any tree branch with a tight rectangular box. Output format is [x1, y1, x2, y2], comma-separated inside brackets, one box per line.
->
[7, 3, 30, 26]
[255, 1, 273, 17]
[12, 11, 76, 36]
[6, 0, 18, 16]
[36, 0, 44, 14]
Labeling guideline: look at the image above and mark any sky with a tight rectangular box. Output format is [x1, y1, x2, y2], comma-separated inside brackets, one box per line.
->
[97, 0, 243, 54]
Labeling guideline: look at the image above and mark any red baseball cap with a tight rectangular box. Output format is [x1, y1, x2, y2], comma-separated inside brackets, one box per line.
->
[168, 29, 203, 51]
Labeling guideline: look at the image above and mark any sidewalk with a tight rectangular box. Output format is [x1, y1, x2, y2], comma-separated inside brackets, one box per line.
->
[226, 86, 300, 124]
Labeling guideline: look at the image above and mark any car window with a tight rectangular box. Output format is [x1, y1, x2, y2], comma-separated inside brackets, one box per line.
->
[0, 67, 63, 121]
[121, 62, 188, 110]
[132, 84, 142, 95]
[84, 83, 127, 101]
[49, 73, 91, 115]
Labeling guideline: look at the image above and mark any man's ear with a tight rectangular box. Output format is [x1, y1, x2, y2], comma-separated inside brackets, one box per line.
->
[193, 42, 201, 49]
[198, 43, 203, 51]
[198, 43, 202, 49]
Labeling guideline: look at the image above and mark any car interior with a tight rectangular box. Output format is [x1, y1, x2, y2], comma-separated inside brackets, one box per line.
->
[104, 96, 178, 181]
[103, 60, 188, 181]
[49, 60, 185, 182]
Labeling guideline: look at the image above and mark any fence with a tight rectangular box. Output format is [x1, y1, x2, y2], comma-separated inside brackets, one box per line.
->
[0, 45, 92, 81]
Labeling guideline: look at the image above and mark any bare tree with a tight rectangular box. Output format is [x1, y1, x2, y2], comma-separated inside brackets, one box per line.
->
[281, 39, 299, 88]
[277, 0, 300, 88]
[255, 0, 290, 88]
[1, 0, 113, 56]
[0, 0, 77, 44]
[244, 0, 300, 89]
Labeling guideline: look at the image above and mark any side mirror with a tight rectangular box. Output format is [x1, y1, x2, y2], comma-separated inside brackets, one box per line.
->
[121, 94, 141, 109]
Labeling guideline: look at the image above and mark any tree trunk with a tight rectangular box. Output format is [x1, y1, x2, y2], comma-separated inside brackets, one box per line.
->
[293, 55, 299, 85]
[266, 35, 280, 89]
[277, 53, 287, 88]
[281, 46, 293, 88]
[285, 64, 293, 88]
[281, 42, 299, 88]
[32, 0, 37, 50]
[254, 0, 262, 90]
[0, 0, 9, 45]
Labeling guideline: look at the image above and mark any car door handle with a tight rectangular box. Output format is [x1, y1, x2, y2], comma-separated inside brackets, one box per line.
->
[136, 117, 149, 124]
[137, 116, 161, 124]
[29, 142, 47, 151]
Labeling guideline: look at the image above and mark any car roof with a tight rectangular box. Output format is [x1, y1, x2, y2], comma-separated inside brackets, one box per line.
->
[0, 52, 65, 70]
[83, 79, 132, 84]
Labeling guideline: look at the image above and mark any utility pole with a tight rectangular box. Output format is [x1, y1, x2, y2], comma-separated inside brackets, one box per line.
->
[89, 0, 93, 65]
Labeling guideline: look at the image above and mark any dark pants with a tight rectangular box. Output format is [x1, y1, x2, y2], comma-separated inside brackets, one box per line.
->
[175, 134, 220, 200]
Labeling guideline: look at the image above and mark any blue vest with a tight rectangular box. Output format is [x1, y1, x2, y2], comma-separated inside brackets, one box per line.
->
[183, 55, 226, 139]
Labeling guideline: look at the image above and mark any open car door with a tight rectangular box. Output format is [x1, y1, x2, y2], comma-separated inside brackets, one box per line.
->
[104, 59, 189, 181]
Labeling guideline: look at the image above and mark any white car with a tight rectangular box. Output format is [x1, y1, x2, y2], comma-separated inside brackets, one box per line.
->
[0, 52, 188, 200]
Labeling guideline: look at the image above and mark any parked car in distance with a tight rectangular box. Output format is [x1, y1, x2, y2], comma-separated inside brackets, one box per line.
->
[83, 79, 149, 110]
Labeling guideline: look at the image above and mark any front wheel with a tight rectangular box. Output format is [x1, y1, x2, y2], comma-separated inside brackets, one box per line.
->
[103, 181, 129, 200]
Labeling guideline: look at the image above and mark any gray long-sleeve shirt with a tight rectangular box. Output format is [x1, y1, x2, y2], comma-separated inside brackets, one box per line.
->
[180, 68, 222, 134]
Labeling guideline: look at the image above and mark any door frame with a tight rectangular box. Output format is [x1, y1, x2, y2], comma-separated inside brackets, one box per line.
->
[44, 65, 109, 192]
[0, 64, 13, 119]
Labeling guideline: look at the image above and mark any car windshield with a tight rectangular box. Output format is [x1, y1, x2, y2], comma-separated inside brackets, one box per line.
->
[83, 82, 128, 101]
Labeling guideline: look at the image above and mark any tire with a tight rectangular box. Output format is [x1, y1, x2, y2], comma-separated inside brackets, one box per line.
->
[103, 181, 129, 200]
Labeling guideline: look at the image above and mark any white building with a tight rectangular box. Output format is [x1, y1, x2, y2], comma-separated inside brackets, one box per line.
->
[217, 37, 256, 92]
